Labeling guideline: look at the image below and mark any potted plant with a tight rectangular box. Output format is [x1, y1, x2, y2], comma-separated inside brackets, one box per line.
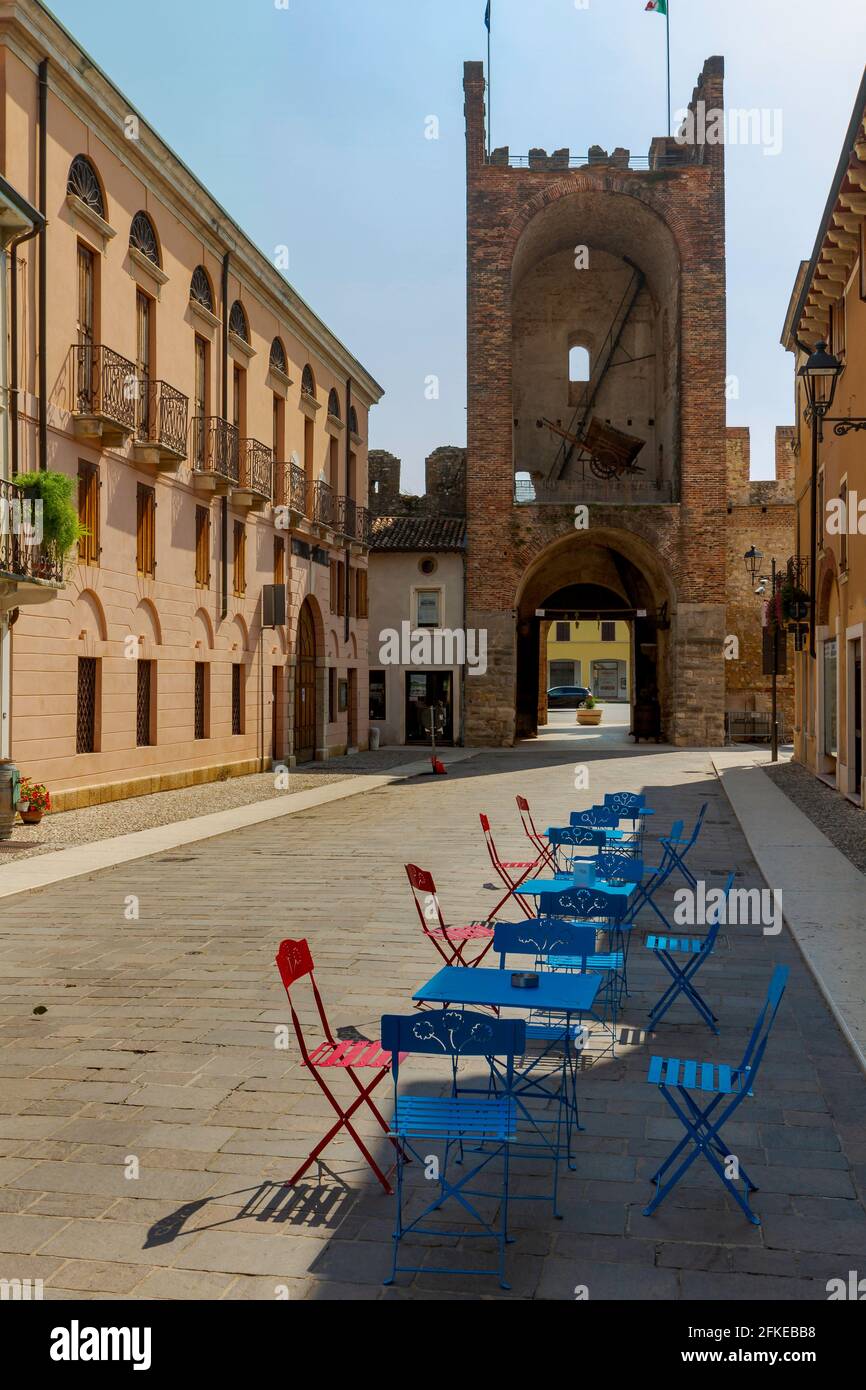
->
[18, 778, 51, 825]
[12, 470, 86, 575]
[576, 694, 603, 727]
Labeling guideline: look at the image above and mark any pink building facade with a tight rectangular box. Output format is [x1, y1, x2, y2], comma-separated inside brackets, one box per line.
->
[1, 0, 382, 809]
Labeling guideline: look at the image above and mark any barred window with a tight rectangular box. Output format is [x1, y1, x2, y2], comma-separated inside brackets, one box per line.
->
[190, 265, 214, 312]
[76, 657, 98, 754]
[327, 388, 341, 420]
[232, 663, 243, 735]
[229, 300, 249, 343]
[270, 337, 288, 375]
[67, 155, 105, 216]
[129, 211, 161, 267]
[301, 364, 316, 398]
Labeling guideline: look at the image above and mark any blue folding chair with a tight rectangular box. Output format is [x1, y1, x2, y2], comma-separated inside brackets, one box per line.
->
[603, 792, 655, 854]
[571, 803, 641, 856]
[661, 803, 708, 889]
[643, 964, 789, 1225]
[592, 851, 645, 993]
[492, 921, 615, 1188]
[536, 884, 633, 1043]
[381, 1010, 525, 1289]
[644, 872, 734, 1034]
[627, 821, 683, 932]
[547, 825, 606, 875]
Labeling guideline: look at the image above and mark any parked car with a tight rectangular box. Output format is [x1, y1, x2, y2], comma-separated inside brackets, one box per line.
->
[547, 684, 591, 710]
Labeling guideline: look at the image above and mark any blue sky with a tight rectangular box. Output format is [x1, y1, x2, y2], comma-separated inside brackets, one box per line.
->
[47, 0, 866, 491]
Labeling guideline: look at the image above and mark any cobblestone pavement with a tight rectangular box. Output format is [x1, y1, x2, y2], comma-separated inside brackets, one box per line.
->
[0, 750, 420, 864]
[0, 744, 864, 1301]
[765, 761, 866, 878]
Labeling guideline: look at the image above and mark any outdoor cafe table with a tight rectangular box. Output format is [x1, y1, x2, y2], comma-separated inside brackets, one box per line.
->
[519, 873, 637, 904]
[413, 965, 602, 1016]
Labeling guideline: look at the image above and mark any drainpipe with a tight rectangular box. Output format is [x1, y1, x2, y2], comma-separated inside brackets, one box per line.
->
[344, 377, 351, 646]
[37, 60, 48, 471]
[220, 252, 229, 620]
[8, 221, 41, 476]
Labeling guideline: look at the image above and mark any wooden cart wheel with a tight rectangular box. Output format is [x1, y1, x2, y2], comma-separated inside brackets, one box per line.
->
[589, 456, 619, 480]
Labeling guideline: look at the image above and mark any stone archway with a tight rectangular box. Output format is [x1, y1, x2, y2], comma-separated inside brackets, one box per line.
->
[514, 526, 676, 740]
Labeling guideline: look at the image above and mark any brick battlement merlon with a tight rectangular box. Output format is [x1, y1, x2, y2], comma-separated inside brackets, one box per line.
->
[464, 56, 725, 174]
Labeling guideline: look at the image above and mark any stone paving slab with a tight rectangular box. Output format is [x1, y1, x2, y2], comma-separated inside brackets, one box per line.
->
[0, 742, 864, 1299]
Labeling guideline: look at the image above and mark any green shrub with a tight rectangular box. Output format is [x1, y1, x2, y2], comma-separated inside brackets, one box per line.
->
[13, 471, 86, 558]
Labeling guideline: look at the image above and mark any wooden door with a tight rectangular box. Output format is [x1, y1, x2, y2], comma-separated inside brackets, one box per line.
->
[294, 603, 316, 762]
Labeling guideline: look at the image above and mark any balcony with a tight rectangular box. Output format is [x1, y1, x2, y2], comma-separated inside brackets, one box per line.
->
[0, 479, 63, 614]
[232, 439, 273, 512]
[312, 479, 337, 534]
[191, 417, 239, 495]
[335, 496, 372, 550]
[71, 343, 136, 447]
[133, 378, 189, 470]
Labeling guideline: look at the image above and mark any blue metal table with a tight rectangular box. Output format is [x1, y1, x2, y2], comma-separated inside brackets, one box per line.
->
[519, 875, 637, 902]
[414, 965, 602, 1013]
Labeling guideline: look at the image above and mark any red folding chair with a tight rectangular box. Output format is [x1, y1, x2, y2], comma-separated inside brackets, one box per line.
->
[516, 795, 555, 873]
[480, 813, 536, 919]
[274, 938, 405, 1195]
[405, 864, 495, 969]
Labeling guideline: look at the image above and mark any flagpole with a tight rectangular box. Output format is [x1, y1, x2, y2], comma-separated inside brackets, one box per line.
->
[487, 2, 492, 158]
[667, 1, 675, 135]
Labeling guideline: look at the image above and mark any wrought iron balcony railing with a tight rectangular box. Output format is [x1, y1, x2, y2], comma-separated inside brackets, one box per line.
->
[135, 378, 189, 459]
[290, 464, 308, 515]
[0, 478, 63, 585]
[356, 506, 372, 546]
[191, 417, 239, 484]
[313, 479, 336, 528]
[239, 439, 273, 501]
[73, 343, 136, 433]
[337, 494, 357, 539]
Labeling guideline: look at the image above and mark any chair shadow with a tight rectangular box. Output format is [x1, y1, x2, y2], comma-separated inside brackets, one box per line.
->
[144, 1168, 356, 1249]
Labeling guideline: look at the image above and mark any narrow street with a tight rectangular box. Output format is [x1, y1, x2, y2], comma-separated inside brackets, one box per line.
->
[0, 745, 863, 1300]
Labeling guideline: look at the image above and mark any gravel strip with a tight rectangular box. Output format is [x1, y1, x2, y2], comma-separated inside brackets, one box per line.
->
[0, 751, 423, 863]
[765, 760, 866, 877]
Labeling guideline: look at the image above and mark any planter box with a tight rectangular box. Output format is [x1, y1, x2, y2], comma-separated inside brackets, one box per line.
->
[576, 709, 603, 726]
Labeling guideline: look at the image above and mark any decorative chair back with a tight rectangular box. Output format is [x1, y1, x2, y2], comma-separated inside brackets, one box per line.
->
[493, 919, 597, 968]
[274, 938, 334, 1063]
[405, 863, 446, 935]
[381, 1010, 525, 1086]
[570, 805, 619, 830]
[595, 851, 644, 886]
[537, 884, 630, 926]
[549, 825, 606, 873]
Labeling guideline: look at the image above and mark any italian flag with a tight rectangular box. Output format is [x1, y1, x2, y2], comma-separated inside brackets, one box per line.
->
[646, 0, 667, 12]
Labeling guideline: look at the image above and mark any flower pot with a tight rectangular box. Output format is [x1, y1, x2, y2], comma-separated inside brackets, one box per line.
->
[576, 709, 603, 726]
[20, 809, 43, 825]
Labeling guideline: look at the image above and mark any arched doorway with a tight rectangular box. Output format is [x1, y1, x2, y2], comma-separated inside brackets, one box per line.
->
[294, 600, 317, 763]
[515, 528, 675, 741]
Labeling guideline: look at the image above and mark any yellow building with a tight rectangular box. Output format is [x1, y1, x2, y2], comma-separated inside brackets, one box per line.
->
[546, 620, 630, 702]
[782, 70, 866, 804]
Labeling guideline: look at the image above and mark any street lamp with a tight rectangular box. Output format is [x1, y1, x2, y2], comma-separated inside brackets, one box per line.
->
[798, 342, 843, 658]
[743, 547, 779, 763]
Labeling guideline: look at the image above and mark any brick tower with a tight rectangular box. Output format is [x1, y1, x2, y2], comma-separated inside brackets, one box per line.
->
[463, 57, 728, 746]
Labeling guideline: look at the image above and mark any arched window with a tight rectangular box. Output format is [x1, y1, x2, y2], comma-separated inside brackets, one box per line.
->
[190, 265, 214, 312]
[301, 364, 316, 398]
[269, 337, 288, 375]
[569, 344, 590, 382]
[327, 388, 341, 420]
[229, 300, 249, 342]
[348, 405, 359, 436]
[129, 211, 161, 267]
[67, 155, 105, 217]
